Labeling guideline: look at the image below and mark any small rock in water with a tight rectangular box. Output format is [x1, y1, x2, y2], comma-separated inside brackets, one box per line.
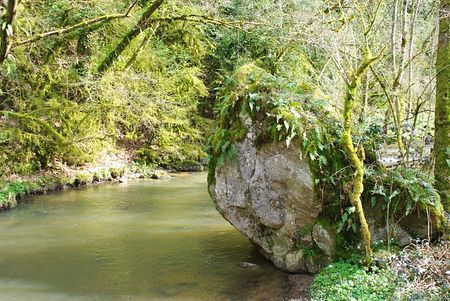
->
[238, 262, 260, 269]
[118, 177, 127, 183]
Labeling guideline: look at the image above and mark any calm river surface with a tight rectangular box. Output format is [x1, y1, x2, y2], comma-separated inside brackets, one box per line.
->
[0, 173, 302, 301]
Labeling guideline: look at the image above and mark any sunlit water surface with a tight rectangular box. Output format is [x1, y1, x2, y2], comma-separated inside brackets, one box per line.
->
[0, 173, 296, 301]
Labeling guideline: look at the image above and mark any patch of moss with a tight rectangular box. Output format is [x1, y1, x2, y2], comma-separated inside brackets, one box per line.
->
[298, 224, 315, 238]
[299, 244, 323, 260]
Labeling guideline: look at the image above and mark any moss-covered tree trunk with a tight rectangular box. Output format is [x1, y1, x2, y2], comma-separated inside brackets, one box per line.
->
[341, 56, 379, 258]
[435, 0, 450, 211]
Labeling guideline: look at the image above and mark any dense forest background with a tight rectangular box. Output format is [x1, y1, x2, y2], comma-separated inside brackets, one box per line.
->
[2, 0, 309, 174]
[0, 0, 445, 166]
[0, 0, 448, 208]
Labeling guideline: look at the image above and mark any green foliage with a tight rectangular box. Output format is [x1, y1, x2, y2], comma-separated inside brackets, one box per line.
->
[0, 0, 211, 175]
[201, 0, 319, 116]
[311, 261, 397, 301]
[171, 160, 204, 172]
[312, 242, 450, 301]
[337, 206, 358, 233]
[0, 181, 37, 205]
[74, 172, 94, 185]
[366, 167, 446, 229]
[108, 167, 124, 179]
[297, 224, 315, 238]
[299, 244, 323, 260]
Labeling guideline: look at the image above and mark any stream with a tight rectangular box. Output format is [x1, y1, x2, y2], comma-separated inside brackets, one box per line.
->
[0, 173, 310, 301]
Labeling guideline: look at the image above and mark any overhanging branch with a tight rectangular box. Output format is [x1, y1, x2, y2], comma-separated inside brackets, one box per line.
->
[11, 0, 138, 48]
[97, 8, 263, 74]
[150, 14, 262, 30]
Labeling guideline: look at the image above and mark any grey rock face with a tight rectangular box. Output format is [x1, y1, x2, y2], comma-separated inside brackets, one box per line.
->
[312, 223, 336, 257]
[367, 217, 413, 247]
[364, 201, 438, 247]
[209, 122, 323, 273]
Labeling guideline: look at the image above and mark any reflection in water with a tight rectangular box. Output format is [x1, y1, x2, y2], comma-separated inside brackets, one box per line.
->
[0, 173, 300, 301]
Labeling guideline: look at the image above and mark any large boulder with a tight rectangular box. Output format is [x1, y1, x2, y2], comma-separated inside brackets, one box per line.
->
[209, 119, 331, 273]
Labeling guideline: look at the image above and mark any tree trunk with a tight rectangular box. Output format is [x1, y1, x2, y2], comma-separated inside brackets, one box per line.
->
[341, 55, 379, 259]
[0, 0, 17, 63]
[435, 0, 450, 211]
[391, 0, 399, 73]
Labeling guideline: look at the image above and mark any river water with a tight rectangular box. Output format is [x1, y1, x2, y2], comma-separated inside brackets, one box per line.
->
[0, 173, 306, 301]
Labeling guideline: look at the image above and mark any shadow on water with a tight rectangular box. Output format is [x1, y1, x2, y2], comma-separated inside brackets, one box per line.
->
[0, 173, 311, 301]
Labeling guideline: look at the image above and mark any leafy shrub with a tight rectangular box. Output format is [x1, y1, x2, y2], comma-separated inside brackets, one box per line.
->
[74, 172, 93, 185]
[365, 167, 446, 231]
[0, 180, 42, 208]
[109, 168, 123, 179]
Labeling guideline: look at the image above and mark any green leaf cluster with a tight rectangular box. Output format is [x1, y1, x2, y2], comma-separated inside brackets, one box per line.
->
[366, 167, 446, 230]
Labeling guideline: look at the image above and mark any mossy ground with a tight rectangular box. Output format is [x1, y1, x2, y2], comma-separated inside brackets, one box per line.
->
[310, 260, 396, 301]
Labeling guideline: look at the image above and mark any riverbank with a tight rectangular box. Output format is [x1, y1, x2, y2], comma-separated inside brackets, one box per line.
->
[0, 152, 192, 211]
